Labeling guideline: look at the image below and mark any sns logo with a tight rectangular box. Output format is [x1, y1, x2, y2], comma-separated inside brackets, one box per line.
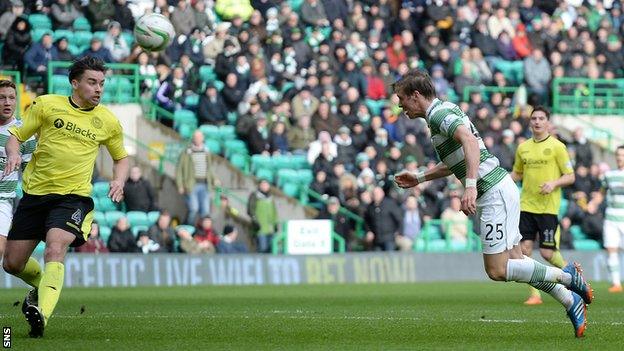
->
[54, 118, 65, 128]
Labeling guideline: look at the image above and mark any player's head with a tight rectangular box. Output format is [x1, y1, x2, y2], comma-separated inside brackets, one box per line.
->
[616, 145, 624, 169]
[68, 56, 107, 108]
[393, 69, 436, 119]
[0, 80, 17, 123]
[529, 105, 550, 137]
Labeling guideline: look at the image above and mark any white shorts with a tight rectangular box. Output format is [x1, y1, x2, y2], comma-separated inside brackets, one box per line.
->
[476, 174, 522, 254]
[0, 199, 13, 237]
[603, 220, 624, 249]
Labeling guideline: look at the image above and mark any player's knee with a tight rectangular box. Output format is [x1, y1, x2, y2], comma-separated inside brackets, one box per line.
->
[43, 244, 67, 262]
[2, 258, 25, 275]
[485, 266, 507, 281]
[540, 249, 554, 261]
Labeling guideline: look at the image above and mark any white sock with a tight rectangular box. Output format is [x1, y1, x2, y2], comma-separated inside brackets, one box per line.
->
[529, 282, 574, 309]
[506, 256, 571, 285]
[607, 252, 621, 286]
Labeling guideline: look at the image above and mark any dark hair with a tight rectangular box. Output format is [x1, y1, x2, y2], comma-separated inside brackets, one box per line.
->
[0, 79, 16, 91]
[68, 56, 106, 83]
[617, 145, 624, 152]
[531, 105, 551, 120]
[392, 69, 436, 99]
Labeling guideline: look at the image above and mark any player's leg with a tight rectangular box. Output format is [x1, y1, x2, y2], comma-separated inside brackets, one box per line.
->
[603, 220, 622, 292]
[519, 211, 542, 304]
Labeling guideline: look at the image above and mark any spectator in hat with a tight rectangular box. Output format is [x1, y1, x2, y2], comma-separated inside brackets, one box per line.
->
[24, 32, 58, 77]
[114, 0, 135, 31]
[123, 166, 158, 212]
[198, 84, 228, 125]
[317, 196, 353, 250]
[215, 39, 240, 80]
[289, 27, 312, 68]
[247, 179, 278, 253]
[171, 0, 196, 36]
[81, 37, 114, 63]
[137, 231, 160, 254]
[50, 0, 81, 30]
[103, 21, 131, 62]
[53, 37, 74, 71]
[217, 225, 249, 254]
[86, 0, 116, 31]
[0, 0, 24, 39]
[2, 17, 31, 72]
[288, 115, 316, 154]
[512, 23, 532, 59]
[108, 217, 138, 253]
[292, 87, 320, 122]
[247, 113, 271, 155]
[203, 22, 239, 62]
[334, 126, 356, 165]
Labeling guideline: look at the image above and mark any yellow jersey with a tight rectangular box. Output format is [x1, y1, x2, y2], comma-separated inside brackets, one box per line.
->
[9, 94, 128, 197]
[512, 135, 573, 215]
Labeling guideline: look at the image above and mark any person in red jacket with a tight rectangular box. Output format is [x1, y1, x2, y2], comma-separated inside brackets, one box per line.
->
[194, 215, 220, 248]
[361, 59, 387, 100]
[512, 23, 533, 59]
[386, 36, 407, 71]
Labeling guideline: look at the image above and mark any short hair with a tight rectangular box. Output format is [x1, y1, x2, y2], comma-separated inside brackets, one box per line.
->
[0, 79, 16, 91]
[392, 69, 436, 99]
[531, 105, 551, 120]
[68, 56, 106, 83]
[617, 145, 624, 153]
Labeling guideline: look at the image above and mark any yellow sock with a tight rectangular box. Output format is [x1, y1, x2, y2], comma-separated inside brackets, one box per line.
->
[38, 262, 65, 325]
[548, 251, 566, 268]
[528, 286, 541, 298]
[15, 257, 42, 288]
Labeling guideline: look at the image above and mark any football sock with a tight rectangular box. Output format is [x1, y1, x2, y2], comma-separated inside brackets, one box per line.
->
[506, 256, 571, 286]
[15, 257, 42, 288]
[547, 250, 566, 268]
[607, 252, 621, 286]
[38, 262, 65, 325]
[529, 281, 574, 309]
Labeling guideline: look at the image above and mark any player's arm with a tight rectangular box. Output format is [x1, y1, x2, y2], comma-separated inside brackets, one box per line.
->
[540, 144, 575, 195]
[394, 162, 452, 189]
[4, 99, 44, 176]
[104, 121, 130, 202]
[452, 124, 479, 215]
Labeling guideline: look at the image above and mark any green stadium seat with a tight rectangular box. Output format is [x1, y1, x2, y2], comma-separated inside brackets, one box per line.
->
[68, 44, 83, 56]
[34, 241, 46, 255]
[282, 182, 300, 198]
[173, 109, 197, 129]
[199, 124, 220, 140]
[105, 211, 125, 228]
[559, 198, 569, 218]
[92, 31, 107, 41]
[178, 123, 195, 139]
[94, 211, 106, 226]
[224, 139, 247, 158]
[176, 225, 196, 235]
[251, 154, 273, 173]
[199, 65, 216, 83]
[574, 239, 601, 251]
[147, 211, 160, 225]
[205, 139, 221, 154]
[450, 240, 469, 252]
[92, 182, 110, 197]
[288, 0, 304, 13]
[99, 226, 112, 243]
[414, 238, 426, 252]
[121, 31, 134, 47]
[73, 31, 93, 48]
[28, 14, 52, 30]
[213, 80, 225, 91]
[53, 29, 74, 42]
[126, 211, 149, 227]
[295, 169, 314, 184]
[256, 168, 274, 182]
[227, 111, 238, 125]
[229, 153, 248, 173]
[98, 197, 119, 212]
[73, 17, 91, 31]
[290, 155, 309, 169]
[185, 94, 200, 108]
[132, 225, 150, 237]
[276, 169, 298, 187]
[570, 225, 587, 240]
[272, 154, 294, 170]
[218, 125, 236, 140]
[365, 98, 387, 116]
[427, 239, 449, 252]
[30, 28, 51, 42]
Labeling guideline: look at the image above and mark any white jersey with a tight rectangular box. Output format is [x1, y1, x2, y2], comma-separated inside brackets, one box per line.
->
[0, 118, 36, 199]
[603, 169, 624, 222]
[426, 98, 508, 199]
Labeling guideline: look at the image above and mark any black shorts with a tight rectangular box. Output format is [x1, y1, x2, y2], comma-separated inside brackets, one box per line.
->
[519, 211, 560, 249]
[8, 193, 94, 247]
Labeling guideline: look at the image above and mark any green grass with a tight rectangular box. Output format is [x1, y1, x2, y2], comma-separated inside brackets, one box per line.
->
[0, 282, 622, 350]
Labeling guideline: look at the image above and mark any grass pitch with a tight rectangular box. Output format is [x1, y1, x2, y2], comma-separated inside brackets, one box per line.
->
[0, 282, 622, 350]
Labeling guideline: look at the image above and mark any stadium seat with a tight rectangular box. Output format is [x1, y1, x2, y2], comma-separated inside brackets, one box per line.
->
[121, 31, 134, 47]
[199, 65, 217, 83]
[34, 241, 46, 255]
[199, 124, 220, 140]
[94, 211, 106, 226]
[98, 197, 119, 212]
[450, 240, 469, 252]
[30, 28, 51, 42]
[73, 31, 93, 48]
[272, 154, 295, 170]
[147, 211, 160, 225]
[53, 29, 74, 42]
[256, 168, 274, 182]
[251, 154, 273, 173]
[365, 98, 387, 116]
[173, 109, 197, 129]
[276, 169, 298, 187]
[229, 153, 248, 173]
[574, 239, 601, 251]
[213, 80, 225, 91]
[99, 226, 112, 243]
[176, 225, 195, 235]
[132, 225, 150, 237]
[569, 225, 587, 240]
[227, 111, 238, 125]
[295, 169, 314, 184]
[126, 211, 150, 227]
[205, 139, 222, 154]
[73, 17, 91, 31]
[68, 44, 83, 56]
[105, 211, 126, 228]
[218, 125, 236, 140]
[178, 123, 195, 140]
[413, 238, 426, 252]
[223, 139, 248, 158]
[92, 182, 110, 197]
[92, 31, 107, 41]
[282, 182, 300, 198]
[427, 239, 449, 252]
[28, 14, 52, 30]
[185, 94, 200, 108]
[290, 155, 309, 169]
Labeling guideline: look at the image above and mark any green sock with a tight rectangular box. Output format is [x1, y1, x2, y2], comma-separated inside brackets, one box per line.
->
[38, 262, 65, 325]
[15, 257, 42, 288]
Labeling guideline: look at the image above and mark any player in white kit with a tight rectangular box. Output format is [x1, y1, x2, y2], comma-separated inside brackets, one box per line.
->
[601, 146, 624, 293]
[392, 70, 593, 337]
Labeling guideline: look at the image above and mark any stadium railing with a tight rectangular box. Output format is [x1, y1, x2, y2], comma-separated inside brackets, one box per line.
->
[304, 188, 365, 240]
[552, 77, 624, 115]
[0, 70, 23, 117]
[462, 85, 520, 102]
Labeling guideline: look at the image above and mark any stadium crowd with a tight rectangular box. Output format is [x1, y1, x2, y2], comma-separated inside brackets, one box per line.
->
[1, 0, 619, 253]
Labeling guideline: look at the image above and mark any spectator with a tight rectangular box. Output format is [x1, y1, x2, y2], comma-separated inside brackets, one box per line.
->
[317, 196, 352, 251]
[75, 222, 109, 254]
[268, 121, 289, 155]
[217, 225, 249, 253]
[397, 195, 421, 252]
[364, 186, 403, 251]
[496, 31, 517, 61]
[441, 195, 469, 244]
[156, 66, 188, 112]
[86, 0, 116, 32]
[511, 24, 532, 59]
[569, 127, 594, 168]
[307, 131, 337, 165]
[300, 0, 329, 27]
[176, 130, 218, 224]
[170, 0, 196, 36]
[491, 129, 517, 171]
[198, 84, 228, 125]
[103, 21, 130, 62]
[194, 215, 219, 250]
[54, 37, 73, 63]
[123, 166, 158, 212]
[177, 227, 214, 254]
[203, 22, 239, 63]
[247, 179, 278, 253]
[107, 217, 138, 253]
[312, 101, 340, 137]
[215, 41, 240, 81]
[0, 0, 24, 39]
[247, 114, 271, 155]
[291, 87, 320, 122]
[50, 0, 81, 30]
[288, 115, 316, 154]
[192, 0, 211, 33]
[24, 33, 57, 78]
[137, 231, 160, 254]
[148, 211, 176, 253]
[2, 17, 31, 72]
[114, 0, 135, 31]
[81, 38, 114, 63]
[523, 49, 551, 105]
[221, 73, 245, 112]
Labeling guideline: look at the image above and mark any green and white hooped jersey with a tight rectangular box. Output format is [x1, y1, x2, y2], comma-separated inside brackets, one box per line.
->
[603, 169, 624, 222]
[0, 119, 36, 199]
[426, 99, 508, 199]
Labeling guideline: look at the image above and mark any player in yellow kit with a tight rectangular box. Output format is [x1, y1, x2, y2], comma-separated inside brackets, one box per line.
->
[2, 56, 129, 337]
[511, 106, 575, 305]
